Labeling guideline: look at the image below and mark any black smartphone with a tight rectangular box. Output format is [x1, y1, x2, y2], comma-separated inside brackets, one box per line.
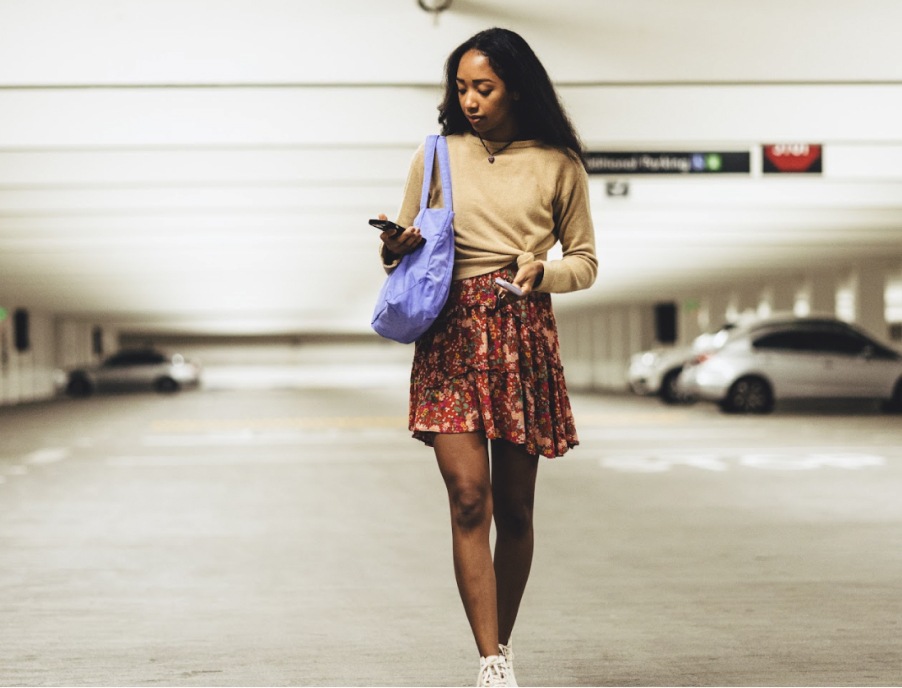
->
[369, 218, 406, 236]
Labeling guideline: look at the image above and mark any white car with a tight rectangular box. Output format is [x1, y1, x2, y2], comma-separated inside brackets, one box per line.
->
[64, 348, 202, 397]
[628, 324, 737, 404]
[677, 316, 902, 413]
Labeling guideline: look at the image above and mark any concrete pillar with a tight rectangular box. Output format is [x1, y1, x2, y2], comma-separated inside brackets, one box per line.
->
[726, 286, 758, 323]
[853, 265, 887, 339]
[678, 298, 703, 346]
[806, 273, 837, 317]
[567, 309, 594, 390]
[835, 271, 856, 323]
[31, 313, 56, 400]
[591, 308, 613, 389]
[17, 347, 35, 403]
[591, 309, 608, 390]
[0, 310, 59, 405]
[642, 303, 657, 351]
[557, 314, 576, 363]
[101, 325, 119, 359]
[55, 319, 94, 369]
[609, 306, 628, 391]
[700, 291, 730, 332]
[759, 280, 799, 317]
[7, 346, 21, 403]
[625, 304, 645, 359]
[886, 268, 902, 327]
[0, 317, 11, 405]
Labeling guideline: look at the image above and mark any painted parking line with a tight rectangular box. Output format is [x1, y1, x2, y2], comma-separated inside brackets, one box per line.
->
[22, 447, 70, 465]
[151, 416, 407, 432]
[573, 411, 688, 426]
[108, 455, 306, 467]
[143, 427, 409, 447]
[578, 427, 755, 441]
[3, 465, 28, 476]
[107, 451, 419, 467]
[0, 447, 70, 487]
[600, 452, 888, 472]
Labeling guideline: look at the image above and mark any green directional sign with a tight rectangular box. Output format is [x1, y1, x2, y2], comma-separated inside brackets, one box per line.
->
[705, 154, 722, 172]
[0, 307, 8, 322]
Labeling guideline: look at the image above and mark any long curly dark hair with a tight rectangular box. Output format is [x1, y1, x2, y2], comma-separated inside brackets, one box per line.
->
[438, 28, 585, 167]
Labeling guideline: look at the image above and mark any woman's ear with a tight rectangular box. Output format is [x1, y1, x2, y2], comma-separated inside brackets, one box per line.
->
[512, 91, 520, 101]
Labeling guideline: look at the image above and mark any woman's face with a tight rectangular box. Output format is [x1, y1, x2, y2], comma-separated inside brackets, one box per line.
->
[456, 49, 519, 141]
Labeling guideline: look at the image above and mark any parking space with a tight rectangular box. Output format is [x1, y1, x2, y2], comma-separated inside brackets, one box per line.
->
[1, 386, 901, 686]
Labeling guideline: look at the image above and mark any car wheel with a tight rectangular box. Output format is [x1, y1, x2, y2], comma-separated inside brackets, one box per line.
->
[660, 368, 693, 405]
[881, 377, 902, 414]
[66, 374, 94, 398]
[721, 376, 774, 414]
[154, 377, 180, 394]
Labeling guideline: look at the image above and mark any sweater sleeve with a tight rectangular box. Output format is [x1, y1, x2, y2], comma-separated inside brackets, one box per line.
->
[379, 144, 426, 273]
[535, 160, 598, 293]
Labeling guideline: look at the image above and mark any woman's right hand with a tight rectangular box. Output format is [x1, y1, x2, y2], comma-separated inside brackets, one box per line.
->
[377, 213, 422, 260]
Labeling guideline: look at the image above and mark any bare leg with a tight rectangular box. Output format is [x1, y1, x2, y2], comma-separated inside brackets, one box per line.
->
[434, 432, 499, 657]
[491, 439, 539, 645]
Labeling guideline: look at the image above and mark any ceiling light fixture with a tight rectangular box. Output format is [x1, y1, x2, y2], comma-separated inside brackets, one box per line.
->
[417, 0, 453, 15]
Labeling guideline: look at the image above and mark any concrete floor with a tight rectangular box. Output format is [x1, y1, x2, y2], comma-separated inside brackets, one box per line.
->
[1, 375, 901, 686]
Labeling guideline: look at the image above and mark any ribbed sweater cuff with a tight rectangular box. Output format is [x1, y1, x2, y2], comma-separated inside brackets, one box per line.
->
[535, 261, 559, 293]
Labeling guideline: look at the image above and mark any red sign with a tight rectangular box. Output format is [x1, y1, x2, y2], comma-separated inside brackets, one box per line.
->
[763, 144, 822, 173]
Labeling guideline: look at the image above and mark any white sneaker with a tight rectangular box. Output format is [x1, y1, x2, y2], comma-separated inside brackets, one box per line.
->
[477, 654, 510, 687]
[499, 642, 518, 687]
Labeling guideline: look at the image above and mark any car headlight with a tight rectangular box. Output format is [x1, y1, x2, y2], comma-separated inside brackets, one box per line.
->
[641, 352, 657, 366]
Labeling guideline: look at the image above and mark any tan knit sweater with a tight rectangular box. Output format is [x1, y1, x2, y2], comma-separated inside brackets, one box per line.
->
[381, 133, 597, 294]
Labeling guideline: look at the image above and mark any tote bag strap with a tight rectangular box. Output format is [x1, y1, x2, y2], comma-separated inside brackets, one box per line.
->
[419, 135, 453, 212]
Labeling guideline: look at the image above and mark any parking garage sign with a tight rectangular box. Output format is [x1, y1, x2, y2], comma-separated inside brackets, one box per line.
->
[585, 151, 751, 175]
[763, 144, 823, 174]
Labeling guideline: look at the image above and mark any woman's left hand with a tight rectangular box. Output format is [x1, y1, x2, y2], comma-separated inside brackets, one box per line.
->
[495, 262, 544, 307]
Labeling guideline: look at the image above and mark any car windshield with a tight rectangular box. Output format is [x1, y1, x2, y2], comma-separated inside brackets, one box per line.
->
[103, 350, 167, 367]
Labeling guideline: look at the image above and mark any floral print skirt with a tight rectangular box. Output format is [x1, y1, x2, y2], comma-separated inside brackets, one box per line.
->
[409, 266, 578, 459]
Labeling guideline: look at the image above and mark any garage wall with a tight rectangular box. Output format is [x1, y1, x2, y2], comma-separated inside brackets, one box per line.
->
[558, 302, 657, 392]
[0, 310, 54, 406]
[0, 308, 118, 407]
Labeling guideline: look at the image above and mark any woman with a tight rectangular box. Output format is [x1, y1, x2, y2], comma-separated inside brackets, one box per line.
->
[377, 28, 597, 687]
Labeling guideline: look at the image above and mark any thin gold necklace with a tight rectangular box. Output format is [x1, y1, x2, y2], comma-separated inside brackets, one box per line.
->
[478, 133, 514, 163]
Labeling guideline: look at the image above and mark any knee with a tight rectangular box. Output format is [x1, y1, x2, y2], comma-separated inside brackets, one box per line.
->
[494, 498, 534, 539]
[449, 485, 491, 532]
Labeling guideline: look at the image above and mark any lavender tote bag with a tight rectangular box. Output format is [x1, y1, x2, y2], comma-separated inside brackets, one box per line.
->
[371, 135, 455, 344]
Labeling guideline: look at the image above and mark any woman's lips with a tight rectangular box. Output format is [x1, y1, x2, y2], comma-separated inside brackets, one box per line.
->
[467, 116, 484, 125]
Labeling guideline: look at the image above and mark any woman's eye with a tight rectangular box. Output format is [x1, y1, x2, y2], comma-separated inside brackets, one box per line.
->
[478, 90, 492, 97]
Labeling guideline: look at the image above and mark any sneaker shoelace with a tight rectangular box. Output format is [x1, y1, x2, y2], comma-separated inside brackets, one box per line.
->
[499, 643, 517, 687]
[478, 655, 509, 687]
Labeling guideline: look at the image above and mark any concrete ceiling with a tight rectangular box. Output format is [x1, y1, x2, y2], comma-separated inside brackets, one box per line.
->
[1, 0, 901, 334]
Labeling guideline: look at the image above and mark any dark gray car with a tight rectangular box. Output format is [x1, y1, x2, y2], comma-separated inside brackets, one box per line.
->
[65, 348, 201, 397]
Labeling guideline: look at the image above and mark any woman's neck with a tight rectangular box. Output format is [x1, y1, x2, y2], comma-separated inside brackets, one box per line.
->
[479, 119, 519, 143]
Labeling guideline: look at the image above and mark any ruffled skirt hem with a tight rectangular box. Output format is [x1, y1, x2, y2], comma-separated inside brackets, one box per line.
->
[408, 267, 578, 459]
